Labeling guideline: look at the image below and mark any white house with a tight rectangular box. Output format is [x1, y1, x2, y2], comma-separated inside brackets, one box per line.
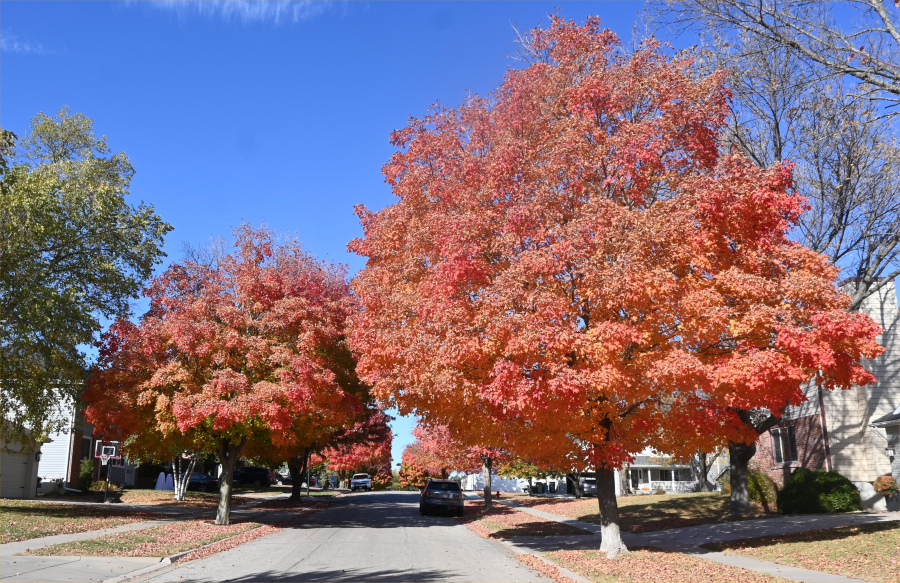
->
[39, 407, 136, 491]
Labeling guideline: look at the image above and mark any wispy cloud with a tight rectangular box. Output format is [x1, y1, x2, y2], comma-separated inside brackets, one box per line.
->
[147, 0, 330, 24]
[1, 30, 55, 55]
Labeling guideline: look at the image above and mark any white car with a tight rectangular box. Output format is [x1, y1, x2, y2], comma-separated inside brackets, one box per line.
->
[350, 473, 372, 491]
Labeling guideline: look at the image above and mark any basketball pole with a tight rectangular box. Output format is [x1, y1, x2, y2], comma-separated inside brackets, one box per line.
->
[103, 458, 110, 503]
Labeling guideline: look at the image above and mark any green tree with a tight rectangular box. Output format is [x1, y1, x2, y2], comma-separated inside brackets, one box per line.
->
[0, 108, 171, 447]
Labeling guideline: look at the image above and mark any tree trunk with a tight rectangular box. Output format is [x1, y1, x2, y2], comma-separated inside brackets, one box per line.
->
[288, 450, 309, 500]
[596, 467, 629, 558]
[215, 437, 246, 525]
[619, 465, 631, 496]
[567, 473, 583, 498]
[729, 440, 756, 515]
[482, 457, 493, 511]
[173, 452, 198, 502]
[693, 451, 714, 493]
[730, 409, 779, 514]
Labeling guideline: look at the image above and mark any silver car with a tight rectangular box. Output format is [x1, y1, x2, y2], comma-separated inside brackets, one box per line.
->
[579, 477, 597, 495]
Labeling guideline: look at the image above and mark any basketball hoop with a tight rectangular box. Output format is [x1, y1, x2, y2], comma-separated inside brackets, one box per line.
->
[100, 454, 111, 466]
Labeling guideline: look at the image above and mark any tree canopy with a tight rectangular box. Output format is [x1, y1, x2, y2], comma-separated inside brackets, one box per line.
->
[84, 225, 361, 523]
[1, 108, 171, 446]
[348, 16, 884, 556]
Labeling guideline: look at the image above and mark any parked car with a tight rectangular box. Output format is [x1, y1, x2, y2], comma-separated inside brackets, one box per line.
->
[187, 472, 219, 493]
[579, 477, 597, 496]
[419, 478, 464, 517]
[350, 473, 372, 491]
[233, 466, 278, 487]
[278, 472, 292, 485]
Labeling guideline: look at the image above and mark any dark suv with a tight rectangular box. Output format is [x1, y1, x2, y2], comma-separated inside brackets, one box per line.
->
[233, 466, 277, 487]
[187, 472, 219, 493]
[419, 478, 464, 517]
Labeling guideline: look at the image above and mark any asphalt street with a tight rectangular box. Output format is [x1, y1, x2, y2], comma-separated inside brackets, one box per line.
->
[136, 491, 553, 582]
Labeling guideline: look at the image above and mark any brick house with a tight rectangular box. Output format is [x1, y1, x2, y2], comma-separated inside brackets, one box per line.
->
[750, 280, 899, 510]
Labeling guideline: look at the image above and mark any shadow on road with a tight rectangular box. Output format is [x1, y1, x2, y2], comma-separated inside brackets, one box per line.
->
[225, 567, 467, 582]
[277, 491, 464, 531]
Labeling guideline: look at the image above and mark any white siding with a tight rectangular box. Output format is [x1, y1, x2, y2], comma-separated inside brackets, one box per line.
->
[39, 429, 72, 481]
[825, 281, 900, 482]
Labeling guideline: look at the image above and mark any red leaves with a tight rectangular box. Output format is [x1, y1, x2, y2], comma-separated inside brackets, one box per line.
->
[349, 14, 886, 486]
[549, 549, 783, 583]
[84, 224, 362, 463]
[320, 410, 393, 476]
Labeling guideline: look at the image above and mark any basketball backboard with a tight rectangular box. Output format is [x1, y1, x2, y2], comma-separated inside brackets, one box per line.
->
[94, 440, 122, 460]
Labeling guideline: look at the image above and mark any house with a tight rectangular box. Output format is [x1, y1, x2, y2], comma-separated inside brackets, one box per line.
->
[39, 407, 136, 491]
[461, 449, 700, 496]
[869, 405, 899, 484]
[750, 280, 899, 510]
[624, 454, 700, 494]
[0, 431, 46, 499]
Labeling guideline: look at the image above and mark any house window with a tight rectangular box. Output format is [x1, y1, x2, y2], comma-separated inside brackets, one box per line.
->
[81, 438, 92, 460]
[771, 426, 798, 463]
[659, 469, 673, 481]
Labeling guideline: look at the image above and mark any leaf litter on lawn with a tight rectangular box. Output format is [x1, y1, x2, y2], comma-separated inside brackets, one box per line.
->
[514, 492, 774, 532]
[702, 521, 899, 583]
[25, 519, 258, 557]
[456, 499, 592, 538]
[1, 499, 164, 544]
[548, 548, 789, 583]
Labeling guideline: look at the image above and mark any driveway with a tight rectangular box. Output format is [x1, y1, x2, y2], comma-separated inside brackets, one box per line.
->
[136, 491, 552, 582]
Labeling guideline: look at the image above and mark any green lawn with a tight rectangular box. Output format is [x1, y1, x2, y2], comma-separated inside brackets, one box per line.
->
[1, 499, 160, 544]
[702, 521, 899, 583]
[41, 488, 259, 508]
[517, 492, 773, 532]
[26, 518, 260, 557]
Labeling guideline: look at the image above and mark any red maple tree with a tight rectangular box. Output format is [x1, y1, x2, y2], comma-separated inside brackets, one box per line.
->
[320, 409, 393, 488]
[348, 17, 884, 556]
[85, 225, 362, 524]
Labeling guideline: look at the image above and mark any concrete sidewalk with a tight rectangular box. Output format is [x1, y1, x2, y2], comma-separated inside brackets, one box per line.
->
[0, 494, 303, 583]
[489, 496, 898, 582]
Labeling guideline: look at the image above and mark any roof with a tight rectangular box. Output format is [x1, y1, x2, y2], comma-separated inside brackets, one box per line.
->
[870, 405, 900, 427]
[629, 455, 690, 469]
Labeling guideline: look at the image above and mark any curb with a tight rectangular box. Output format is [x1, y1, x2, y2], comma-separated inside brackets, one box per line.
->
[101, 525, 270, 583]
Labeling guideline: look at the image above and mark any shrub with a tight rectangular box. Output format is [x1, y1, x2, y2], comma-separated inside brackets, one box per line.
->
[777, 468, 860, 514]
[747, 469, 778, 512]
[873, 475, 899, 497]
[78, 459, 95, 490]
[90, 480, 121, 493]
[654, 487, 666, 495]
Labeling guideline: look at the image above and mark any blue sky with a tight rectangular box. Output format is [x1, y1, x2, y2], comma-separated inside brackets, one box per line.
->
[1, 0, 660, 467]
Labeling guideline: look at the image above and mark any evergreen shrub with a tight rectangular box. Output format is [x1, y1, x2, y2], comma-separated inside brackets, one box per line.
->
[777, 468, 860, 514]
[78, 459, 95, 490]
[747, 469, 778, 512]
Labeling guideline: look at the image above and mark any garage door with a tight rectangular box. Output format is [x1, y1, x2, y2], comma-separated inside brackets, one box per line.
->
[1, 448, 29, 498]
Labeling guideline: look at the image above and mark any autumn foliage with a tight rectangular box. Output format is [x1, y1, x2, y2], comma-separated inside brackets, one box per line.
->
[84, 225, 364, 523]
[319, 409, 393, 489]
[348, 17, 883, 555]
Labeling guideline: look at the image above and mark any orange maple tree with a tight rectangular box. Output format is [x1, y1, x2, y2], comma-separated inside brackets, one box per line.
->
[348, 17, 884, 556]
[320, 409, 393, 488]
[84, 225, 362, 524]
[398, 442, 439, 488]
